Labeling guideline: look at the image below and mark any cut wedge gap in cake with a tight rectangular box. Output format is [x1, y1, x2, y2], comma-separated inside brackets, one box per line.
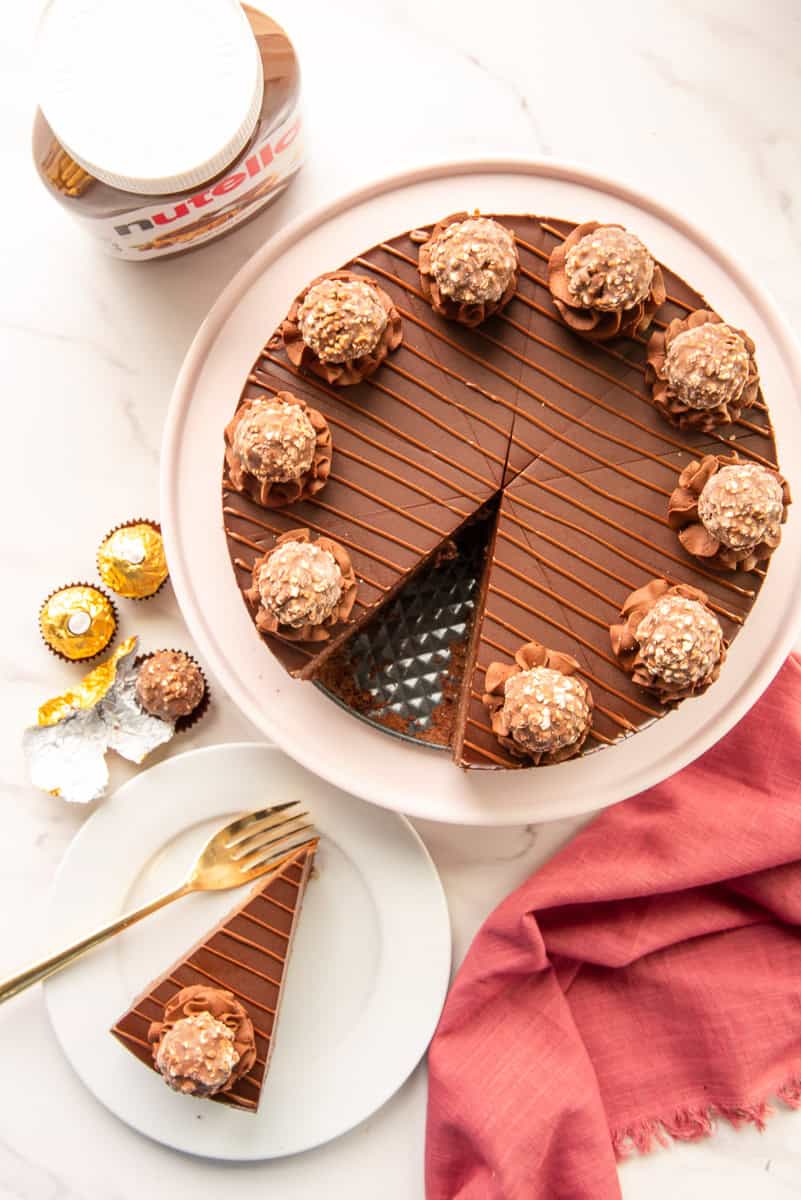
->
[315, 502, 502, 747]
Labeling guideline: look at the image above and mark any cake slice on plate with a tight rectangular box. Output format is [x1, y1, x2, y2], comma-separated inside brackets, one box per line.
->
[111, 845, 315, 1112]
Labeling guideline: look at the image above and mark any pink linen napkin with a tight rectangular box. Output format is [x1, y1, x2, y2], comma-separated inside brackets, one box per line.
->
[426, 654, 801, 1199]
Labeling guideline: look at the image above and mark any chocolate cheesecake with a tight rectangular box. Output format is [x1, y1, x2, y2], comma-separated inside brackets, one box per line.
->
[111, 847, 314, 1111]
[222, 214, 779, 767]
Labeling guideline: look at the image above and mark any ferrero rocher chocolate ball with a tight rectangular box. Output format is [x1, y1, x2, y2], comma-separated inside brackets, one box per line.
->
[231, 397, 317, 484]
[135, 651, 205, 722]
[297, 278, 388, 364]
[565, 226, 654, 312]
[258, 540, 343, 629]
[154, 1010, 240, 1097]
[635, 594, 723, 690]
[428, 217, 518, 305]
[500, 666, 591, 757]
[664, 322, 750, 411]
[697, 462, 784, 551]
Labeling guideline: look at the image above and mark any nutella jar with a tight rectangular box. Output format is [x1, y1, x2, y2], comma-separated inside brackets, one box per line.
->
[33, 0, 302, 260]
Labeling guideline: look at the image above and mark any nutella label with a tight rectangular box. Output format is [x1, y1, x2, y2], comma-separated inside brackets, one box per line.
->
[81, 112, 303, 259]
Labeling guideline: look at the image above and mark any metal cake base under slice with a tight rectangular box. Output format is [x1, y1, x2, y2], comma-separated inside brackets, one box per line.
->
[315, 519, 489, 749]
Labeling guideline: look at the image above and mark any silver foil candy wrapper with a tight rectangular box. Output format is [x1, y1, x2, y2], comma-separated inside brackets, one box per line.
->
[24, 638, 175, 804]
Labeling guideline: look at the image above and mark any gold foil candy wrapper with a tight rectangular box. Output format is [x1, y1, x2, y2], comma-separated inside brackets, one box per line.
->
[39, 584, 117, 662]
[38, 637, 137, 726]
[97, 521, 168, 600]
[24, 637, 176, 804]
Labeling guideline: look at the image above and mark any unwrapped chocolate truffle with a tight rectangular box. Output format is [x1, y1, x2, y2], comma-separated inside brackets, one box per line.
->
[548, 221, 665, 341]
[39, 584, 117, 662]
[668, 454, 790, 572]
[610, 579, 726, 702]
[224, 392, 332, 508]
[245, 528, 358, 643]
[417, 213, 519, 326]
[135, 650, 206, 723]
[482, 640, 593, 764]
[281, 271, 402, 386]
[148, 985, 256, 1099]
[646, 309, 759, 431]
[97, 520, 168, 599]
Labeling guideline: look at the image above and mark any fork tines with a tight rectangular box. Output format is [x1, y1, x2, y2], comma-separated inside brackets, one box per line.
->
[226, 803, 317, 874]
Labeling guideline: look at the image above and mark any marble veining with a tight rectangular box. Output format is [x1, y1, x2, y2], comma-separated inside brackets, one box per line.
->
[1, 0, 800, 1196]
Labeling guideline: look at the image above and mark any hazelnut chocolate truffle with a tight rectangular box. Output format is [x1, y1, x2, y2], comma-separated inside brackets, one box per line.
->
[225, 392, 332, 508]
[97, 521, 168, 600]
[698, 463, 784, 549]
[610, 580, 726, 701]
[155, 1011, 240, 1096]
[666, 324, 749, 410]
[417, 213, 519, 326]
[281, 271, 402, 386]
[548, 221, 665, 341]
[260, 540, 342, 628]
[135, 650, 205, 722]
[39, 584, 117, 662]
[668, 454, 790, 572]
[482, 640, 593, 764]
[245, 528, 358, 642]
[646, 309, 759, 430]
[148, 985, 256, 1099]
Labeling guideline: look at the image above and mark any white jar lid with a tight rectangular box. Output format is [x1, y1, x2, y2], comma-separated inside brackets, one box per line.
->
[35, 0, 264, 196]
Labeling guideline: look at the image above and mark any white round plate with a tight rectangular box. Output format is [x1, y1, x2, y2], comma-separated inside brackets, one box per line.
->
[44, 742, 451, 1160]
[161, 158, 801, 826]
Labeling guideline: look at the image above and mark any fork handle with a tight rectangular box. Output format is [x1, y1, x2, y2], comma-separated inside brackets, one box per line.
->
[0, 882, 193, 1005]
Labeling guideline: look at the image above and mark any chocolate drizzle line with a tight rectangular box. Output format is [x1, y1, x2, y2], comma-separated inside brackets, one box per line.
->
[376, 240, 775, 460]
[253, 374, 482, 508]
[497, 520, 740, 624]
[509, 479, 754, 598]
[505, 492, 754, 600]
[532, 222, 773, 447]
[221, 214, 781, 764]
[259, 356, 494, 491]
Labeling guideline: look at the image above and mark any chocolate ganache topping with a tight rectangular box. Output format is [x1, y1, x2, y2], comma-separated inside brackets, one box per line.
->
[148, 985, 256, 1097]
[482, 640, 593, 764]
[668, 453, 790, 572]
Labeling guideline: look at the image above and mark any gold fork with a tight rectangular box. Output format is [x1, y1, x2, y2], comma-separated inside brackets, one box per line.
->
[0, 801, 317, 1005]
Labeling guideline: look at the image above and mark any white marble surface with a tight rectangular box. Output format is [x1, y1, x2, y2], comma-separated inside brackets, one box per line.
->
[1, 0, 800, 1196]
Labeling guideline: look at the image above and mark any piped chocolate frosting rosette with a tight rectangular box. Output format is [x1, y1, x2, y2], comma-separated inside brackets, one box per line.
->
[482, 640, 593, 765]
[646, 309, 759, 431]
[609, 579, 727, 703]
[547, 221, 665, 342]
[668, 453, 790, 573]
[280, 270, 402, 387]
[148, 985, 257, 1098]
[224, 391, 332, 508]
[416, 213, 519, 327]
[245, 528, 358, 643]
